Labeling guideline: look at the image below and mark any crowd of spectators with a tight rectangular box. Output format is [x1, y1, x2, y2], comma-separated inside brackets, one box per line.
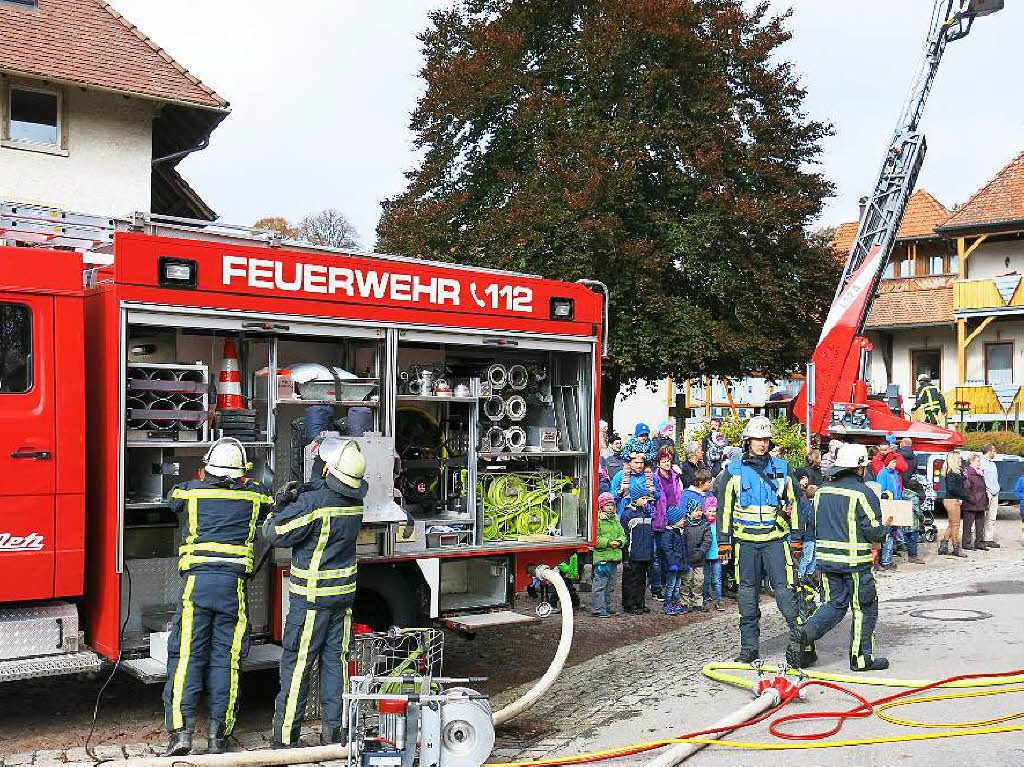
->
[589, 419, 1009, 619]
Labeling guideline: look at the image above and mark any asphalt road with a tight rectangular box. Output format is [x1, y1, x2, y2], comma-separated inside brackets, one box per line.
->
[1, 516, 1021, 765]
[513, 516, 1024, 766]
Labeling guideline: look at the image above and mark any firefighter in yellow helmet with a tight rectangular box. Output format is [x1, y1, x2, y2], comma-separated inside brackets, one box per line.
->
[912, 373, 946, 425]
[264, 438, 367, 747]
[162, 438, 274, 756]
[719, 416, 808, 664]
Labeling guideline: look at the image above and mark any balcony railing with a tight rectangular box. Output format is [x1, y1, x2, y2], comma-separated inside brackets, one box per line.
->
[947, 383, 1023, 418]
[953, 276, 1024, 313]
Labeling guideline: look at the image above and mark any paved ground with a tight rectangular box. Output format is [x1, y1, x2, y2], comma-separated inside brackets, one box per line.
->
[0, 516, 1020, 765]
[487, 516, 1024, 765]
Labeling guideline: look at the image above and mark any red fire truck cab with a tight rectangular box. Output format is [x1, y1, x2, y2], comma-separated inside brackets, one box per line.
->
[0, 208, 603, 683]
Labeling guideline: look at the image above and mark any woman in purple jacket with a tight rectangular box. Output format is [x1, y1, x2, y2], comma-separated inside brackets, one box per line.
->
[651, 447, 684, 600]
[962, 453, 988, 551]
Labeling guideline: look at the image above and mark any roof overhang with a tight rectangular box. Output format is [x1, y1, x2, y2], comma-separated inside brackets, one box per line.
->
[936, 217, 1024, 236]
[0, 67, 229, 114]
[864, 322, 954, 331]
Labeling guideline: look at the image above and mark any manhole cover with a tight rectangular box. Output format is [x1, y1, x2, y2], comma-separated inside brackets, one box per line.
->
[909, 608, 992, 622]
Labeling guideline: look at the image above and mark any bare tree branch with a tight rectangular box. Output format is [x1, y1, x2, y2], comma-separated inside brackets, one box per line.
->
[298, 209, 361, 249]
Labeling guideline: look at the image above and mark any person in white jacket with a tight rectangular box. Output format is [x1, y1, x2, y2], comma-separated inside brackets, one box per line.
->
[980, 444, 1001, 548]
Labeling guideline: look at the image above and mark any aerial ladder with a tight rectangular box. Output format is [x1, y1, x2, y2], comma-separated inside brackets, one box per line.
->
[793, 0, 1004, 452]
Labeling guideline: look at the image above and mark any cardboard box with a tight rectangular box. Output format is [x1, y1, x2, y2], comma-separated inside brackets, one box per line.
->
[881, 498, 913, 527]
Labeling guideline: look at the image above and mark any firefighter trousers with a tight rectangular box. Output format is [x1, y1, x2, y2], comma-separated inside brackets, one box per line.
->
[163, 571, 251, 735]
[734, 539, 800, 654]
[803, 568, 879, 670]
[272, 601, 353, 746]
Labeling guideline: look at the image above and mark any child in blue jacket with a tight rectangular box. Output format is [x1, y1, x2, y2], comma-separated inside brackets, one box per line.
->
[620, 495, 655, 614]
[662, 505, 687, 615]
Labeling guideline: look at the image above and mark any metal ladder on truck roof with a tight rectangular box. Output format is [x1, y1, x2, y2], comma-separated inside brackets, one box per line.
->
[0, 199, 543, 278]
[0, 200, 288, 254]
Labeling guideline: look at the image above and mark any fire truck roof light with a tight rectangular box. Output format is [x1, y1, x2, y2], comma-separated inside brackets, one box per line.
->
[159, 256, 197, 289]
[550, 297, 574, 320]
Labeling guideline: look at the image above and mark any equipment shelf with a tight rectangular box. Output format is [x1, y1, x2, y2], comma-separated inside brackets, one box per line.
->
[478, 450, 587, 459]
[271, 398, 379, 407]
[126, 440, 275, 449]
[397, 395, 478, 404]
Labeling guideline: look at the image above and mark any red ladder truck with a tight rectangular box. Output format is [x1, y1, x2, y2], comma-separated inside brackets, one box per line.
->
[0, 204, 605, 683]
[793, 0, 1004, 456]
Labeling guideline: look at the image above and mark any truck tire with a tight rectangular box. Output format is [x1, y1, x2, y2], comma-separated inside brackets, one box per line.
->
[353, 567, 419, 631]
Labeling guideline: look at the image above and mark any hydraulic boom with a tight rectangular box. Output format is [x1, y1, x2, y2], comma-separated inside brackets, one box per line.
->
[794, 0, 1003, 451]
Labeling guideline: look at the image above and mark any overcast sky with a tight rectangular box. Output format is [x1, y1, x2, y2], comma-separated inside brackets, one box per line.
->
[111, 0, 1024, 246]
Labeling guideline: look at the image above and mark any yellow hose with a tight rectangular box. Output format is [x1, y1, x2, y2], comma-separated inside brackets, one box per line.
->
[876, 686, 1024, 728]
[483, 663, 1024, 766]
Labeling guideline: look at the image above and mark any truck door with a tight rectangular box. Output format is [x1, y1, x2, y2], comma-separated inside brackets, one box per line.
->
[0, 294, 56, 600]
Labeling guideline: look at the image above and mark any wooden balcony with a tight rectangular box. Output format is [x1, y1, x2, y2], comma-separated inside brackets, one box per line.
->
[953, 275, 1024, 315]
[947, 384, 1024, 419]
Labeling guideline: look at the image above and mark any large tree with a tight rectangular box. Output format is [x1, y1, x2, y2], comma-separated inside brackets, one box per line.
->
[377, 0, 839, 419]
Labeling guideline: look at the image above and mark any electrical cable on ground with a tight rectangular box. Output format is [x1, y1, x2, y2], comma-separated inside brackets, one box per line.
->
[85, 565, 133, 763]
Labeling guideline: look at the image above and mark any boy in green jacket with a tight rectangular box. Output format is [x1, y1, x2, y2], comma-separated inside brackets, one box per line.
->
[592, 492, 628, 617]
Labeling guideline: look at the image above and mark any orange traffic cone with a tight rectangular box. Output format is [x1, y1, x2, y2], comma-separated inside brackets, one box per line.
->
[217, 339, 246, 411]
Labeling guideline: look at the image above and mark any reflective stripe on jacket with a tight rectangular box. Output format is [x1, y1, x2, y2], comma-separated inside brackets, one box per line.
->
[812, 474, 887, 572]
[168, 479, 274, 575]
[915, 384, 944, 414]
[721, 455, 796, 543]
[264, 482, 363, 607]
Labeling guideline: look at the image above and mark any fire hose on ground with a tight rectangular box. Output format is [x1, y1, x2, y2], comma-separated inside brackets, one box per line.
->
[491, 565, 574, 727]
[484, 664, 1024, 766]
[102, 566, 575, 767]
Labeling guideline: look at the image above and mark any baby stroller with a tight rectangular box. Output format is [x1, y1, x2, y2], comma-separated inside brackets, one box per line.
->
[912, 473, 939, 542]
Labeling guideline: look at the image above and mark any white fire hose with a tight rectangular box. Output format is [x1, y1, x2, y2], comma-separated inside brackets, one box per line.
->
[641, 688, 781, 767]
[101, 743, 351, 767]
[105, 565, 572, 766]
[492, 564, 574, 727]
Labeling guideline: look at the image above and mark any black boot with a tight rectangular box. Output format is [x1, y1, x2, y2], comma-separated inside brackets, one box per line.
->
[952, 544, 968, 558]
[803, 642, 818, 667]
[207, 722, 228, 755]
[735, 648, 759, 664]
[851, 657, 889, 672]
[164, 727, 194, 757]
[786, 627, 808, 668]
[937, 540, 949, 555]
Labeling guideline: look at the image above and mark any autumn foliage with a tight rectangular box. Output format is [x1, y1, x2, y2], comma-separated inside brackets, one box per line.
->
[377, 0, 840, 417]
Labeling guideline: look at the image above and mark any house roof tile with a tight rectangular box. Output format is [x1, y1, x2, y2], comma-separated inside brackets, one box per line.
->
[832, 221, 859, 258]
[0, 0, 226, 110]
[940, 150, 1024, 232]
[864, 285, 953, 329]
[831, 189, 950, 257]
[896, 189, 950, 239]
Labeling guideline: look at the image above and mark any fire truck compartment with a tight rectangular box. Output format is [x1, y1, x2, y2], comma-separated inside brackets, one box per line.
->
[111, 311, 595, 656]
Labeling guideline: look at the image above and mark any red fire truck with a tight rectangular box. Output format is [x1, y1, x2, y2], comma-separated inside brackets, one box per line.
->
[0, 204, 604, 683]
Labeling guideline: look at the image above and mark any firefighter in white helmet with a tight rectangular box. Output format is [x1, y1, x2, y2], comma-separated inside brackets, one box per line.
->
[719, 416, 808, 664]
[787, 443, 892, 671]
[263, 438, 367, 747]
[162, 438, 274, 756]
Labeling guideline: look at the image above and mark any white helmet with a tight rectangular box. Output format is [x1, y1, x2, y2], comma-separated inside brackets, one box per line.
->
[917, 373, 931, 383]
[319, 438, 367, 489]
[203, 437, 249, 479]
[742, 416, 773, 440]
[834, 443, 869, 470]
